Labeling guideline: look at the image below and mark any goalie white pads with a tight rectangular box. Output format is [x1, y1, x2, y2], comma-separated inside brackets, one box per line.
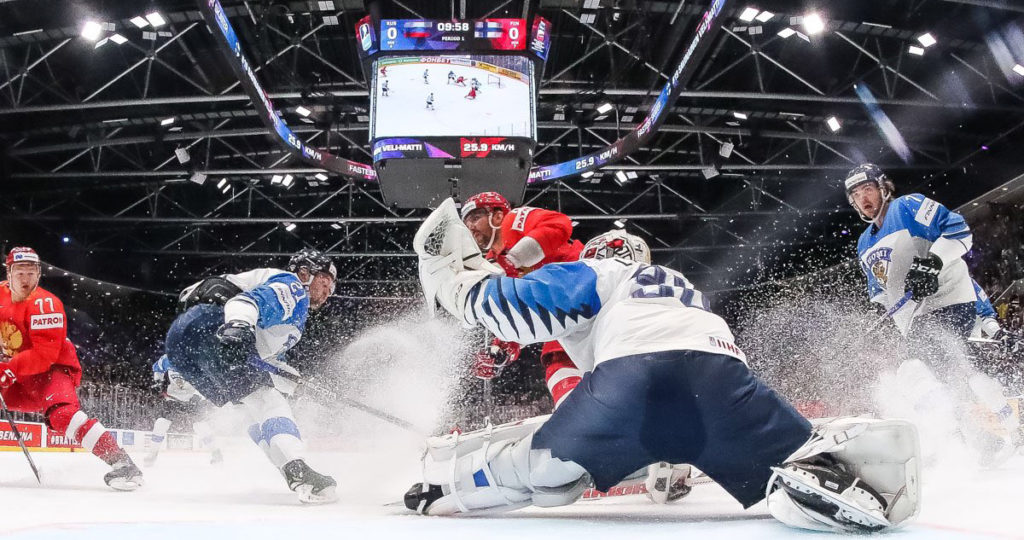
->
[406, 414, 589, 515]
[644, 462, 692, 504]
[765, 417, 921, 533]
[413, 198, 501, 319]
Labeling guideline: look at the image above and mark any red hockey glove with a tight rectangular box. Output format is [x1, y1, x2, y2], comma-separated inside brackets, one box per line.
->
[471, 351, 497, 380]
[470, 339, 522, 380]
[0, 368, 16, 389]
[493, 252, 520, 277]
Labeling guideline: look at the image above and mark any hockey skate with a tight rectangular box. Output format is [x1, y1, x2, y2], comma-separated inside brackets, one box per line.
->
[770, 454, 890, 532]
[645, 462, 692, 504]
[104, 456, 144, 491]
[282, 459, 337, 504]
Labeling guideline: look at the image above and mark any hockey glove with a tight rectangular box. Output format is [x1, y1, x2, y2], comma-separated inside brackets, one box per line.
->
[0, 368, 16, 389]
[493, 252, 520, 277]
[216, 320, 256, 349]
[471, 339, 521, 379]
[905, 254, 942, 301]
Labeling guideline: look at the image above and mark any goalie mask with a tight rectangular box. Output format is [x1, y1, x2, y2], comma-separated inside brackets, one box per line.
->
[580, 230, 651, 264]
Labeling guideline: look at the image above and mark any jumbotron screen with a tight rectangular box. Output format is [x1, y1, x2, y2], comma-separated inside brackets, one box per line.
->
[370, 55, 535, 139]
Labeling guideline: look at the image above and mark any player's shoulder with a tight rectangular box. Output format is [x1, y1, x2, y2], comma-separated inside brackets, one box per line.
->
[30, 285, 64, 305]
[892, 193, 929, 211]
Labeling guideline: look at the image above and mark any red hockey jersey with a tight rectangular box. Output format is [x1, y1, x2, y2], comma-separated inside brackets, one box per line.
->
[488, 207, 584, 271]
[0, 282, 81, 383]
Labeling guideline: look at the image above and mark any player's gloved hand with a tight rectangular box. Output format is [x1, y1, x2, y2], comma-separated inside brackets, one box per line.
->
[471, 352, 497, 379]
[470, 339, 521, 380]
[493, 252, 520, 277]
[0, 368, 16, 389]
[905, 254, 942, 301]
[216, 320, 256, 348]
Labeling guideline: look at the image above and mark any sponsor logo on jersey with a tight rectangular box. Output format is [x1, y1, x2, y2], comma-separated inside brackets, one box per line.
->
[269, 282, 297, 320]
[707, 336, 744, 358]
[915, 197, 939, 226]
[510, 207, 535, 232]
[30, 312, 64, 330]
[865, 247, 893, 287]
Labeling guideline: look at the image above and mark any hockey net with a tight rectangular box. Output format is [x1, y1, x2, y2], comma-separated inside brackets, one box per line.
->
[486, 73, 504, 88]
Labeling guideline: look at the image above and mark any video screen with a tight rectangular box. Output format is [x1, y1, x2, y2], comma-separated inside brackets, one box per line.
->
[370, 55, 535, 139]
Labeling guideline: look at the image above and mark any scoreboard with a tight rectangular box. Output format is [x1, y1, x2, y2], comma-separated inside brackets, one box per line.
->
[380, 19, 527, 51]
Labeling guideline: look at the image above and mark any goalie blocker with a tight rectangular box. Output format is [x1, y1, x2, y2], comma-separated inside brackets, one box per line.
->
[407, 199, 922, 533]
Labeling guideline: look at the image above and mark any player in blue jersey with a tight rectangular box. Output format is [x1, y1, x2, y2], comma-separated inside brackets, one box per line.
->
[403, 199, 922, 533]
[845, 164, 1018, 464]
[144, 354, 223, 467]
[970, 279, 1002, 339]
[164, 249, 338, 503]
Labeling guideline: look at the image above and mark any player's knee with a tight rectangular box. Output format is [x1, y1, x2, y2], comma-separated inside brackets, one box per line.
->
[44, 403, 84, 435]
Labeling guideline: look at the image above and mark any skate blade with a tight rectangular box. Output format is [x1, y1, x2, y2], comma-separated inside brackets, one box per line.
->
[297, 485, 339, 505]
[107, 476, 144, 492]
[771, 466, 890, 531]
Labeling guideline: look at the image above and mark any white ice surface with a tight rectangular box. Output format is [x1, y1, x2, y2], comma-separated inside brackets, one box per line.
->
[2, 437, 1022, 539]
[373, 61, 532, 138]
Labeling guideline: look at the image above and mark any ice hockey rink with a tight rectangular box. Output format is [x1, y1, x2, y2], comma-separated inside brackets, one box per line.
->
[2, 433, 1022, 539]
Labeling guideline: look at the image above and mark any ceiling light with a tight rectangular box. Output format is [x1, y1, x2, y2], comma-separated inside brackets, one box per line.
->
[62, 236, 71, 244]
[330, 223, 343, 230]
[802, 13, 825, 35]
[216, 178, 227, 189]
[917, 32, 936, 48]
[282, 174, 294, 187]
[626, 171, 638, 180]
[190, 172, 207, 185]
[719, 141, 734, 158]
[581, 171, 595, 178]
[284, 222, 297, 232]
[130, 16, 149, 28]
[271, 174, 284, 184]
[613, 219, 626, 229]
[755, 11, 774, 23]
[295, 106, 312, 117]
[908, 45, 924, 56]
[733, 111, 748, 120]
[145, 12, 166, 27]
[1012, 64, 1024, 76]
[81, 21, 103, 41]
[13, 29, 43, 37]
[596, 102, 614, 114]
[160, 117, 175, 126]
[701, 166, 719, 179]
[174, 148, 190, 164]
[315, 173, 328, 181]
[109, 33, 127, 45]
[614, 171, 629, 185]
[777, 27, 795, 38]
[826, 116, 841, 132]
[94, 38, 109, 49]
[739, 7, 759, 22]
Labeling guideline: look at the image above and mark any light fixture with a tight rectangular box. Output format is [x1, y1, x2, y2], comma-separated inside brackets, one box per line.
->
[613, 219, 627, 229]
[733, 111, 748, 120]
[314, 173, 328, 181]
[802, 13, 825, 35]
[1013, 64, 1024, 76]
[190, 172, 207, 185]
[581, 171, 595, 179]
[908, 45, 924, 56]
[130, 16, 149, 28]
[145, 12, 166, 27]
[94, 38, 109, 49]
[271, 174, 284, 184]
[221, 184, 231, 194]
[62, 236, 71, 244]
[282, 174, 294, 187]
[295, 106, 312, 117]
[216, 178, 227, 190]
[284, 222, 297, 232]
[777, 27, 795, 38]
[109, 33, 127, 45]
[755, 10, 774, 23]
[160, 117, 175, 126]
[81, 21, 103, 41]
[826, 116, 841, 132]
[626, 171, 638, 180]
[917, 32, 936, 48]
[330, 223, 343, 230]
[596, 102, 614, 114]
[614, 171, 629, 186]
[175, 148, 190, 164]
[701, 166, 719, 179]
[739, 7, 759, 22]
[719, 141, 734, 158]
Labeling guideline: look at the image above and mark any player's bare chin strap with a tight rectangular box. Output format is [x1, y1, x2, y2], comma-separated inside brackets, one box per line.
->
[482, 211, 501, 252]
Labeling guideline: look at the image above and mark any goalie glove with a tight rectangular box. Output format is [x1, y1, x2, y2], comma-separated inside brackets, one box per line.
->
[904, 254, 942, 301]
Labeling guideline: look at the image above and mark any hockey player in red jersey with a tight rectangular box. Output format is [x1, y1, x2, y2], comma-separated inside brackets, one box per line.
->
[460, 192, 585, 408]
[0, 247, 143, 490]
[465, 87, 477, 100]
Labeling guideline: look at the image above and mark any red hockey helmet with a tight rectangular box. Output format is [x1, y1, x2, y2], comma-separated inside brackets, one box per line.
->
[460, 191, 511, 221]
[5, 246, 40, 267]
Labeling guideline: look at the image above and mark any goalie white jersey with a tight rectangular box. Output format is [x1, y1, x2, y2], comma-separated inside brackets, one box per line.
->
[462, 259, 745, 372]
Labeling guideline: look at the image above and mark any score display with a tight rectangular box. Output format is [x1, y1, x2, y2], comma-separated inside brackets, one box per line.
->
[380, 19, 526, 51]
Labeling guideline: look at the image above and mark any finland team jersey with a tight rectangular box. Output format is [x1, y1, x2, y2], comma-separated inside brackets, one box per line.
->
[217, 268, 309, 378]
[973, 279, 996, 319]
[462, 259, 744, 372]
[857, 194, 974, 330]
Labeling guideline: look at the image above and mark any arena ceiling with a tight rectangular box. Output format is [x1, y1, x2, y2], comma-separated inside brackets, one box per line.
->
[2, 0, 1024, 296]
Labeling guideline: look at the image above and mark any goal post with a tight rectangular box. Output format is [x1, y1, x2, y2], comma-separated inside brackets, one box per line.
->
[486, 73, 504, 88]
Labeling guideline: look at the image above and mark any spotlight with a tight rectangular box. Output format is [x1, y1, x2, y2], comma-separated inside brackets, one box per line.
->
[614, 171, 629, 186]
[109, 33, 127, 45]
[739, 7, 759, 22]
[701, 166, 719, 179]
[271, 174, 284, 184]
[719, 141, 734, 158]
[315, 173, 329, 181]
[581, 171, 595, 179]
[802, 13, 825, 35]
[330, 223, 343, 230]
[826, 116, 841, 132]
[175, 148, 190, 164]
[777, 27, 795, 38]
[755, 11, 774, 23]
[908, 45, 924, 56]
[216, 178, 227, 189]
[295, 106, 312, 117]
[190, 172, 208, 185]
[282, 175, 294, 187]
[596, 102, 614, 114]
[284, 222, 297, 232]
[1013, 64, 1024, 76]
[81, 21, 103, 41]
[160, 117, 175, 126]
[130, 16, 149, 28]
[732, 111, 747, 120]
[220, 184, 231, 194]
[917, 33, 936, 48]
[613, 219, 627, 229]
[145, 12, 166, 27]
[62, 236, 71, 244]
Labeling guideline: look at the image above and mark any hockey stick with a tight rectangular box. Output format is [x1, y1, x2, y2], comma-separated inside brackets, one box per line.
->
[0, 391, 42, 483]
[250, 359, 425, 434]
[867, 291, 913, 334]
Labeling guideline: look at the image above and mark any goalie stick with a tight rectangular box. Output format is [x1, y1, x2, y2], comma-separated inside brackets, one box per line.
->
[0, 390, 41, 483]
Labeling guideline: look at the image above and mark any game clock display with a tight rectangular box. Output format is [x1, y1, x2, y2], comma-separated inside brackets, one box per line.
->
[380, 19, 527, 51]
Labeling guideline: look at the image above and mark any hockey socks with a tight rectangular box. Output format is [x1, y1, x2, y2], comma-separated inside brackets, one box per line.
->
[49, 405, 124, 464]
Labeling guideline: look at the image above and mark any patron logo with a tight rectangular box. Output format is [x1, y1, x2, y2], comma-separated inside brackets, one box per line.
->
[30, 313, 64, 330]
[460, 137, 515, 158]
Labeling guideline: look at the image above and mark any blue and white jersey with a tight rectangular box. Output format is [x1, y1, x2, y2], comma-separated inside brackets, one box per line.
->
[463, 259, 744, 372]
[218, 268, 309, 382]
[856, 193, 974, 331]
[152, 354, 202, 402]
[973, 279, 996, 319]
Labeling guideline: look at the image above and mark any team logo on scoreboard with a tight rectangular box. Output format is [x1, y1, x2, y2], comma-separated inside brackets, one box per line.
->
[460, 137, 515, 158]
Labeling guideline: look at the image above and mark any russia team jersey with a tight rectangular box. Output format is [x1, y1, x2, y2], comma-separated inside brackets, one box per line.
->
[461, 259, 744, 372]
[0, 282, 81, 381]
[856, 193, 974, 330]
